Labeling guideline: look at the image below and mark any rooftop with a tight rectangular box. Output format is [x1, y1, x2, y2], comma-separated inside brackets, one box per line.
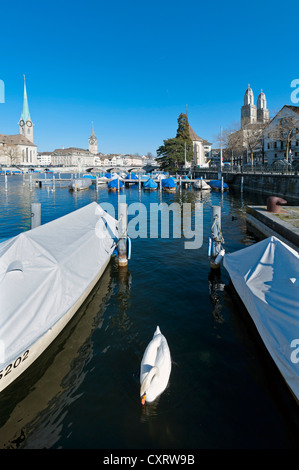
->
[0, 134, 36, 147]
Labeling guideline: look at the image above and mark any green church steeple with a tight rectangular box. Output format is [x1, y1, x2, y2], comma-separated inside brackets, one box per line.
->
[19, 75, 34, 143]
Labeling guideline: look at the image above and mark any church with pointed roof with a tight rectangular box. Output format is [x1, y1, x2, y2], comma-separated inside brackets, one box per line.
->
[0, 76, 37, 166]
[188, 124, 212, 168]
[19, 76, 34, 143]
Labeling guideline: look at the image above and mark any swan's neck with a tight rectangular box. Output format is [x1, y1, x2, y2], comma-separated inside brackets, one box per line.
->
[140, 366, 159, 396]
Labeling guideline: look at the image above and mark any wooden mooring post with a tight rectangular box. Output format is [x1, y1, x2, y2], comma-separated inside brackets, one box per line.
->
[118, 201, 128, 267]
[31, 202, 41, 229]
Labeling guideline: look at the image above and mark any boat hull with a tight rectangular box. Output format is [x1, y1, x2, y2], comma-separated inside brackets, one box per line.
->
[0, 256, 111, 393]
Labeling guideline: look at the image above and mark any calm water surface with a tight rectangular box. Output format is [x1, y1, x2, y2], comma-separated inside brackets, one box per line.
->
[0, 174, 298, 449]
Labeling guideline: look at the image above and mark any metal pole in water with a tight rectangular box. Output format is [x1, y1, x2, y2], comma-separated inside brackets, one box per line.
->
[52, 175, 55, 192]
[139, 174, 141, 191]
[201, 176, 203, 190]
[29, 174, 32, 191]
[96, 175, 99, 191]
[118, 201, 128, 267]
[241, 175, 243, 193]
[23, 172, 25, 186]
[221, 176, 223, 193]
[4, 173, 8, 192]
[31, 202, 41, 229]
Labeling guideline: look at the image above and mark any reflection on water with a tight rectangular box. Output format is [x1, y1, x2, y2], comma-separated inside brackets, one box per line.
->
[208, 268, 225, 324]
[0, 264, 113, 449]
[0, 175, 298, 449]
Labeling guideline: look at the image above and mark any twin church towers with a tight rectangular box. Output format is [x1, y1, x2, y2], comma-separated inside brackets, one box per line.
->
[241, 84, 269, 129]
[18, 76, 99, 154]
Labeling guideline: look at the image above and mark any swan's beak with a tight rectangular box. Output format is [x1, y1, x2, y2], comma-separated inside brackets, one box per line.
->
[141, 394, 146, 405]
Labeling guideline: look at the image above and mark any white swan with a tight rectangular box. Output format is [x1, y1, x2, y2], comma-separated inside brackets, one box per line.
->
[140, 326, 171, 405]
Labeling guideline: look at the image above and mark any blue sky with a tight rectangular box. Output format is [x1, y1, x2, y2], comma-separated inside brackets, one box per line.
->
[0, 0, 297, 156]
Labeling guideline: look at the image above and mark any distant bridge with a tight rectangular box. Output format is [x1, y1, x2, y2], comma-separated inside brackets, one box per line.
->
[86, 165, 160, 174]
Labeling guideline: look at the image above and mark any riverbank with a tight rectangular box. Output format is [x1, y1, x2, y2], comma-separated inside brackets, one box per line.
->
[246, 205, 299, 251]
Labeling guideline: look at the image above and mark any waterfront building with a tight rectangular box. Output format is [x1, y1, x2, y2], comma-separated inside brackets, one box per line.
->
[0, 76, 38, 167]
[264, 105, 299, 165]
[227, 85, 270, 165]
[51, 147, 98, 167]
[0, 134, 37, 167]
[189, 125, 211, 168]
[37, 152, 52, 166]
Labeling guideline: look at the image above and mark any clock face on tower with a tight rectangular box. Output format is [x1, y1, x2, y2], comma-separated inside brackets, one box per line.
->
[89, 138, 96, 145]
[26, 120, 32, 127]
[19, 120, 25, 127]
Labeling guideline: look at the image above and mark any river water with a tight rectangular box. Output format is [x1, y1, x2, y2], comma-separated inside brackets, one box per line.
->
[0, 174, 298, 450]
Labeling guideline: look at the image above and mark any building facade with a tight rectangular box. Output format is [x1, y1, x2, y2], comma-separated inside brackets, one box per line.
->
[0, 77, 37, 167]
[189, 125, 211, 168]
[0, 134, 37, 166]
[264, 105, 299, 165]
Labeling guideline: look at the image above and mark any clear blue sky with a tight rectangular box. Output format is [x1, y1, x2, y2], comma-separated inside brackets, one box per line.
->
[0, 0, 297, 156]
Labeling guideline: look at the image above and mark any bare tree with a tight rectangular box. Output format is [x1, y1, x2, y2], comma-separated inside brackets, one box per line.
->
[242, 123, 267, 167]
[214, 124, 244, 164]
[3, 144, 21, 166]
[268, 113, 299, 162]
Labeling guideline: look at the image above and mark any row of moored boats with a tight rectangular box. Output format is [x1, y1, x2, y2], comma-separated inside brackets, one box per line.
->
[69, 172, 229, 192]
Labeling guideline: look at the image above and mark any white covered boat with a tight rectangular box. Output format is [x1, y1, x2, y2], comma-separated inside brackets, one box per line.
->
[69, 178, 92, 191]
[0, 202, 118, 393]
[223, 236, 299, 402]
[193, 179, 211, 190]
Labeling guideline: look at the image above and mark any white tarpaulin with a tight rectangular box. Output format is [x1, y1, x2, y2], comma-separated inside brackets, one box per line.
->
[223, 236, 299, 401]
[0, 202, 118, 368]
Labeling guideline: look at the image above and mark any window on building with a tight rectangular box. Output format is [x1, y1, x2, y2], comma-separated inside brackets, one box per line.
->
[26, 147, 28, 162]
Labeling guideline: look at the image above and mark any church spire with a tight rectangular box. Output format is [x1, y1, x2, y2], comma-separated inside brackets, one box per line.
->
[20, 75, 31, 123]
[89, 122, 98, 154]
[19, 75, 34, 142]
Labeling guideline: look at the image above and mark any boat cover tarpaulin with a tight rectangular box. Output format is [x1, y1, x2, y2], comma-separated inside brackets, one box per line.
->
[162, 178, 176, 188]
[143, 178, 158, 189]
[0, 202, 118, 367]
[223, 236, 299, 400]
[209, 180, 229, 189]
[108, 178, 124, 188]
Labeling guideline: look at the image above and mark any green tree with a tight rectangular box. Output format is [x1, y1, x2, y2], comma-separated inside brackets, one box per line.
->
[157, 113, 194, 170]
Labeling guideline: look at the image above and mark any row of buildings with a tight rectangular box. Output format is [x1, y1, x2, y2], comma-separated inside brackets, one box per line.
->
[213, 86, 299, 167]
[1, 80, 298, 170]
[0, 78, 157, 170]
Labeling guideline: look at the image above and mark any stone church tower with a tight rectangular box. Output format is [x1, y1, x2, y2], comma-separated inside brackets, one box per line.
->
[19, 76, 34, 143]
[89, 123, 98, 154]
[257, 90, 269, 124]
[241, 85, 257, 128]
